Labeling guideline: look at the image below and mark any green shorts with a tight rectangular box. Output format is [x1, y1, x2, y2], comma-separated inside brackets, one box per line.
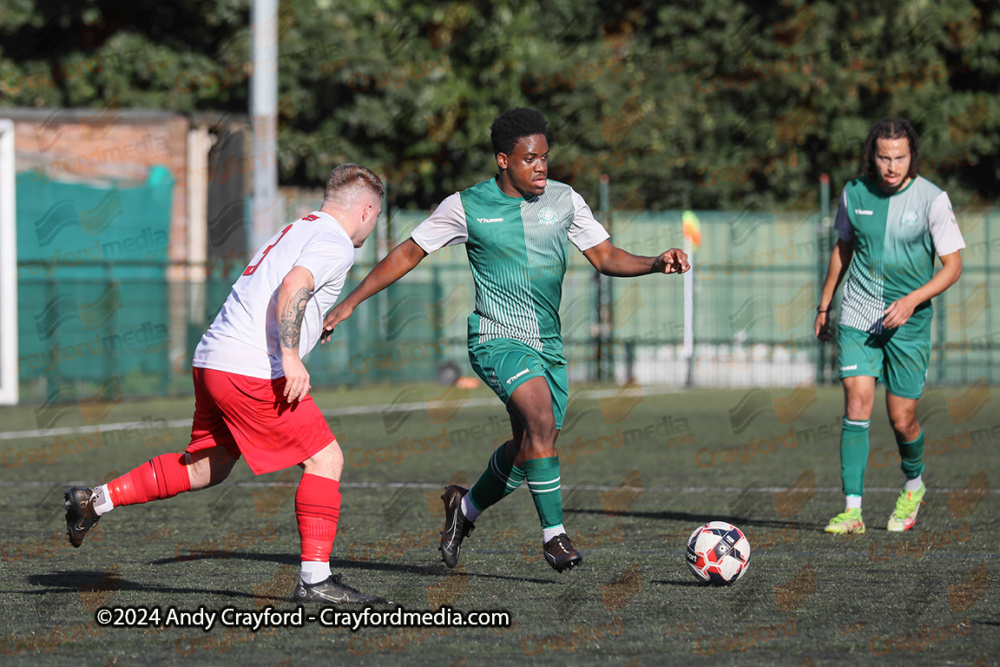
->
[468, 338, 569, 429]
[837, 317, 932, 399]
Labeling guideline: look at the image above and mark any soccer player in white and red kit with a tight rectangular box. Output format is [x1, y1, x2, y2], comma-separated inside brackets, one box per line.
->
[64, 164, 384, 604]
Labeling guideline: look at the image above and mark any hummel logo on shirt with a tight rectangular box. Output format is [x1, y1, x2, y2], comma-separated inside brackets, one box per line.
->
[854, 209, 874, 215]
[477, 217, 504, 223]
[840, 364, 858, 371]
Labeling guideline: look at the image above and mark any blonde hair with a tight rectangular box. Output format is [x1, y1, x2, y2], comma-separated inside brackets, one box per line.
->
[324, 164, 384, 205]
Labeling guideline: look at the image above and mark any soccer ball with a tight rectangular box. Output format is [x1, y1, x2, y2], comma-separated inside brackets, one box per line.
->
[686, 521, 751, 585]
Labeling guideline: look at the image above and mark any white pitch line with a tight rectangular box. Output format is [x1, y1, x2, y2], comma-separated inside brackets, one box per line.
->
[320, 385, 677, 417]
[320, 397, 499, 417]
[0, 385, 679, 441]
[0, 421, 187, 442]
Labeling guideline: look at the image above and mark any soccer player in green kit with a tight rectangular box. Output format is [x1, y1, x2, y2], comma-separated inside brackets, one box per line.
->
[322, 107, 689, 571]
[816, 118, 965, 535]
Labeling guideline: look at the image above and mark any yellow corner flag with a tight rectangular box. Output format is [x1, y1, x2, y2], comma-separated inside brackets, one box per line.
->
[682, 210, 701, 253]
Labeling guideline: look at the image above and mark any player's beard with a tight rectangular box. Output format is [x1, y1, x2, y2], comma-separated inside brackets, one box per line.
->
[879, 174, 910, 195]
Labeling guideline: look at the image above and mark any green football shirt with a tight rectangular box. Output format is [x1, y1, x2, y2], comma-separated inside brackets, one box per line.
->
[410, 177, 609, 360]
[834, 176, 965, 333]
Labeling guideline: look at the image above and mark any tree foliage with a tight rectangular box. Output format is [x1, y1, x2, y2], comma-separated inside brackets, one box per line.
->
[1, 0, 996, 211]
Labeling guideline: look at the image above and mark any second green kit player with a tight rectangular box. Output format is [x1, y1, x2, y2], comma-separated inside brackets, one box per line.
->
[816, 117, 965, 536]
[322, 107, 690, 572]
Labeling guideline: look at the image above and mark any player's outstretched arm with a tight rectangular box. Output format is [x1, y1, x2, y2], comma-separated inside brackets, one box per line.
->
[582, 240, 690, 277]
[321, 238, 429, 342]
[815, 239, 853, 342]
[277, 265, 316, 403]
[883, 251, 962, 329]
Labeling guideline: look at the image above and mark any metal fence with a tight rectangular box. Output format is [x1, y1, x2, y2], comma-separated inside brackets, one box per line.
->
[14, 206, 998, 404]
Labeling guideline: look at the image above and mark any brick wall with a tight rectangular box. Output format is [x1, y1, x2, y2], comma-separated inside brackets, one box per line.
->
[9, 110, 191, 263]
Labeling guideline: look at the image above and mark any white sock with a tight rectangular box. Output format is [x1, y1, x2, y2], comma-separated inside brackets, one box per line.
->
[300, 561, 331, 585]
[845, 495, 862, 510]
[905, 476, 923, 492]
[543, 524, 566, 543]
[460, 494, 481, 522]
[92, 484, 114, 516]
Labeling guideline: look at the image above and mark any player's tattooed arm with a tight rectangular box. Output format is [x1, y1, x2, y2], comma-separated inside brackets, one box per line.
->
[275, 266, 316, 403]
[276, 266, 316, 353]
[279, 287, 311, 350]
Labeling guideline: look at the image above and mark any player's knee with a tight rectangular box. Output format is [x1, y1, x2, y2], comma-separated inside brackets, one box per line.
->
[521, 425, 557, 458]
[324, 440, 344, 469]
[185, 449, 235, 490]
[302, 440, 343, 478]
[890, 414, 917, 437]
[183, 453, 207, 490]
[526, 421, 556, 446]
[845, 396, 873, 420]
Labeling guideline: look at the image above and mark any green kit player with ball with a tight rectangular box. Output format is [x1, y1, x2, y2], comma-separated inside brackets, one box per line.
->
[322, 107, 689, 571]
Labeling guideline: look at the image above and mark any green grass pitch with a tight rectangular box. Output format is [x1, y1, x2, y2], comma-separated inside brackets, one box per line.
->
[1, 383, 997, 665]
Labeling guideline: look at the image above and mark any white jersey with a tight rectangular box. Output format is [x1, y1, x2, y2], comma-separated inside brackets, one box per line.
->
[193, 211, 355, 379]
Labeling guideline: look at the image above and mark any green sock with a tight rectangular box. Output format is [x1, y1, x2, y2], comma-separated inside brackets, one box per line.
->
[840, 417, 871, 497]
[897, 429, 925, 480]
[522, 456, 563, 529]
[469, 443, 525, 513]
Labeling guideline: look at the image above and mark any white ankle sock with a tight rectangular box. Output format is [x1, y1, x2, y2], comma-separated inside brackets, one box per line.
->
[904, 476, 923, 492]
[543, 524, 566, 543]
[300, 561, 331, 585]
[460, 494, 481, 522]
[92, 485, 114, 516]
[845, 495, 862, 510]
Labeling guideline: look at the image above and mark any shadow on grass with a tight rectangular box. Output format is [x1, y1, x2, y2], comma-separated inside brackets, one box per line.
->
[145, 551, 559, 585]
[328, 556, 560, 586]
[650, 579, 710, 587]
[25, 570, 259, 601]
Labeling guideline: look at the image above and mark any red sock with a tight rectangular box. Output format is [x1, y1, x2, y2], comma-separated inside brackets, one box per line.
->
[106, 454, 192, 506]
[296, 474, 341, 562]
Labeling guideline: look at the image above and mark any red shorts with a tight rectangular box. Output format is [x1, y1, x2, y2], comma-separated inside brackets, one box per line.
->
[186, 367, 334, 475]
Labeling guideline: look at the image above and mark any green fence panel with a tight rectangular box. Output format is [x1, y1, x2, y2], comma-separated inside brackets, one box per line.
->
[16, 194, 998, 402]
[16, 167, 173, 400]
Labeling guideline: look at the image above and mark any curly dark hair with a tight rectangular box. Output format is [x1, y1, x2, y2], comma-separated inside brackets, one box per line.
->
[490, 107, 548, 156]
[860, 117, 920, 181]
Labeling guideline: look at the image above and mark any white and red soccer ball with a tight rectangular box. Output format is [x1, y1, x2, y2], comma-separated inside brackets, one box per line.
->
[686, 521, 751, 585]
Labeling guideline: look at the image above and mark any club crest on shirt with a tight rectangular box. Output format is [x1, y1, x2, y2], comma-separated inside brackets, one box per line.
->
[902, 210, 919, 225]
[538, 207, 558, 225]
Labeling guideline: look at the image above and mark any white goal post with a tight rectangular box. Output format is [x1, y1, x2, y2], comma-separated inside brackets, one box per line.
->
[0, 119, 18, 405]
